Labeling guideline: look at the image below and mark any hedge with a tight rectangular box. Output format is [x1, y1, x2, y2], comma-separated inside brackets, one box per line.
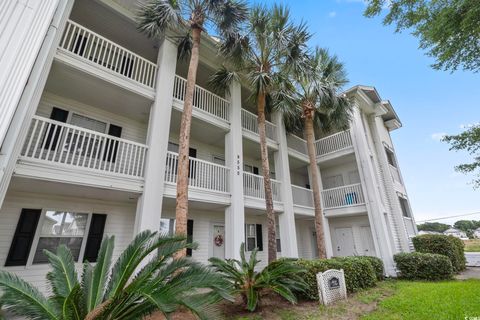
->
[412, 234, 466, 272]
[294, 256, 378, 300]
[394, 252, 454, 281]
[358, 256, 384, 281]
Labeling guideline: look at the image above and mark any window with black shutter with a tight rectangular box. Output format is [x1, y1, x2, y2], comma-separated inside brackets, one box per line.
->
[245, 224, 263, 252]
[5, 209, 41, 266]
[104, 124, 122, 163]
[256, 224, 263, 251]
[186, 219, 194, 257]
[84, 214, 107, 263]
[44, 107, 68, 150]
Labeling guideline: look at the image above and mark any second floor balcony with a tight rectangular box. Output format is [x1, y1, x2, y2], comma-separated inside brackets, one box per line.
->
[321, 183, 365, 211]
[241, 109, 278, 143]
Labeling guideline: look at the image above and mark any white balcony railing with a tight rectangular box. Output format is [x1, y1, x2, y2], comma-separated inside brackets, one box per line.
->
[315, 130, 353, 157]
[21, 116, 147, 178]
[321, 183, 365, 209]
[287, 134, 307, 156]
[292, 185, 313, 208]
[165, 151, 229, 193]
[389, 164, 402, 184]
[243, 172, 281, 202]
[173, 75, 230, 121]
[403, 217, 416, 237]
[241, 109, 277, 141]
[59, 20, 157, 88]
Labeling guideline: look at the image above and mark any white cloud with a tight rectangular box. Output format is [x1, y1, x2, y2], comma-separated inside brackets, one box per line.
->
[460, 122, 480, 129]
[431, 132, 446, 141]
[328, 11, 337, 18]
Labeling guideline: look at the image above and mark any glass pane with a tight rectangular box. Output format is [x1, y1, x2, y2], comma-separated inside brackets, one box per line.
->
[33, 237, 83, 264]
[160, 218, 175, 235]
[70, 113, 107, 133]
[247, 237, 256, 251]
[246, 224, 256, 237]
[41, 211, 64, 235]
[41, 211, 87, 236]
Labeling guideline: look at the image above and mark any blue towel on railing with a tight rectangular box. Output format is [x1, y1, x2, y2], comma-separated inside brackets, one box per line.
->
[345, 192, 358, 205]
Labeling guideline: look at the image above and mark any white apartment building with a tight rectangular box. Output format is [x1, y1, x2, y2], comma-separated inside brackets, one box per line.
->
[0, 0, 417, 290]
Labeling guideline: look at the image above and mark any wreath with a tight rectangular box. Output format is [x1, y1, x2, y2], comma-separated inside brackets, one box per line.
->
[214, 234, 224, 247]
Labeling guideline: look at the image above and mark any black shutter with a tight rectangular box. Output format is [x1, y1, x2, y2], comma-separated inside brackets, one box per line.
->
[84, 214, 107, 262]
[256, 224, 263, 251]
[73, 34, 87, 56]
[253, 167, 259, 175]
[188, 148, 197, 179]
[104, 124, 122, 162]
[5, 209, 41, 266]
[44, 107, 68, 150]
[120, 55, 133, 78]
[186, 219, 194, 257]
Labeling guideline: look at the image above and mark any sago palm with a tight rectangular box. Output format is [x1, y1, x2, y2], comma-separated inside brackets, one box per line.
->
[282, 47, 353, 258]
[0, 231, 231, 319]
[137, 0, 247, 256]
[209, 4, 310, 262]
[209, 243, 306, 311]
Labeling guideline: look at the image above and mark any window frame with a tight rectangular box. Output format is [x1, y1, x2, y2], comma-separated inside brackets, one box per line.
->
[245, 223, 257, 252]
[26, 209, 95, 266]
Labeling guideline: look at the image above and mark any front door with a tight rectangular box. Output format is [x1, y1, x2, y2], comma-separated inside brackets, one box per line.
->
[334, 227, 355, 257]
[212, 224, 225, 259]
[360, 226, 376, 256]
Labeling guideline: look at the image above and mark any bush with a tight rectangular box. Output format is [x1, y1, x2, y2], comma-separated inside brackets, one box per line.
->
[413, 234, 466, 272]
[358, 256, 384, 281]
[394, 252, 454, 281]
[295, 256, 377, 300]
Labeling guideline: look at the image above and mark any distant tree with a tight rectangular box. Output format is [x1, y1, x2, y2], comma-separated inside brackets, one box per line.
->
[454, 220, 476, 232]
[443, 124, 480, 189]
[364, 0, 480, 72]
[466, 229, 474, 239]
[417, 222, 450, 233]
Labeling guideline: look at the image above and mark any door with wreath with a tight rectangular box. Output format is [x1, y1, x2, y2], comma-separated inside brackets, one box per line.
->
[212, 224, 225, 259]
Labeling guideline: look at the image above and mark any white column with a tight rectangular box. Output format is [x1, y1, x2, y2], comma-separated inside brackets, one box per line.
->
[224, 81, 245, 259]
[135, 38, 177, 233]
[0, 0, 73, 208]
[273, 112, 298, 258]
[350, 106, 396, 275]
[307, 164, 334, 257]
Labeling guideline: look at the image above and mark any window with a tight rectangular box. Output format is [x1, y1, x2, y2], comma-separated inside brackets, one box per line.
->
[33, 211, 88, 264]
[160, 218, 175, 235]
[212, 156, 225, 166]
[399, 197, 411, 218]
[324, 174, 344, 189]
[244, 164, 259, 175]
[245, 224, 263, 251]
[70, 113, 107, 133]
[276, 223, 281, 252]
[385, 147, 397, 167]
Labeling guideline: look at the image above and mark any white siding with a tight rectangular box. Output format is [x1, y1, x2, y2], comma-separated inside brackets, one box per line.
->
[168, 132, 225, 163]
[296, 219, 316, 259]
[321, 161, 360, 187]
[0, 191, 136, 293]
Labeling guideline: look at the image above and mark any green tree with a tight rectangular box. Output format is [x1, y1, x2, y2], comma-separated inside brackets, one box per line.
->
[209, 243, 306, 311]
[138, 0, 247, 257]
[364, 0, 480, 72]
[454, 220, 477, 232]
[280, 48, 353, 258]
[443, 124, 480, 188]
[209, 4, 310, 262]
[0, 232, 230, 319]
[417, 222, 451, 233]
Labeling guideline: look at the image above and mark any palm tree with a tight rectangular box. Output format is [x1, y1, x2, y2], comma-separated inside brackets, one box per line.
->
[209, 4, 310, 262]
[0, 232, 231, 319]
[283, 48, 353, 258]
[137, 0, 248, 257]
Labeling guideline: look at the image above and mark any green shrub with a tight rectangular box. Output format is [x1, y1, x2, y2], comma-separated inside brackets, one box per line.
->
[394, 252, 454, 281]
[358, 256, 384, 281]
[295, 256, 377, 300]
[412, 234, 466, 272]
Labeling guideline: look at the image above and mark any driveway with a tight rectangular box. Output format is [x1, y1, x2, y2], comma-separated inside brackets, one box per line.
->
[465, 252, 480, 267]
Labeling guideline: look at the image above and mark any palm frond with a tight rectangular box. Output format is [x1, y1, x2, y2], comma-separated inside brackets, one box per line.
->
[137, 0, 183, 38]
[44, 245, 79, 299]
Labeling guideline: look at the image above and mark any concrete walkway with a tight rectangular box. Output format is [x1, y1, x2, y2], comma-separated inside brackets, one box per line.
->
[465, 252, 480, 267]
[456, 267, 480, 280]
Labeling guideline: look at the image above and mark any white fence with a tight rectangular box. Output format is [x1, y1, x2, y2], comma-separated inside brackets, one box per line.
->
[321, 183, 365, 209]
[241, 109, 277, 141]
[243, 172, 281, 202]
[287, 134, 308, 156]
[292, 185, 314, 208]
[173, 75, 230, 121]
[389, 164, 402, 184]
[21, 116, 147, 178]
[165, 151, 229, 192]
[60, 20, 157, 88]
[315, 130, 352, 157]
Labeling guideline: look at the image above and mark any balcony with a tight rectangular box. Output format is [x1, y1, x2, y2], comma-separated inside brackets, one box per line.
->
[321, 183, 365, 211]
[287, 134, 308, 160]
[315, 130, 353, 160]
[241, 109, 277, 143]
[58, 20, 157, 92]
[243, 172, 281, 202]
[17, 116, 147, 191]
[173, 75, 230, 125]
[292, 185, 314, 208]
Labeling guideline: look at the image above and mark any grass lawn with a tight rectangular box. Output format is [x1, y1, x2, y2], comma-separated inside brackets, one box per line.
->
[363, 279, 480, 320]
[464, 239, 480, 252]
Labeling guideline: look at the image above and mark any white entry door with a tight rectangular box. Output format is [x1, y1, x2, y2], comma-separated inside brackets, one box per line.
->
[334, 227, 355, 257]
[360, 226, 376, 256]
[212, 225, 225, 259]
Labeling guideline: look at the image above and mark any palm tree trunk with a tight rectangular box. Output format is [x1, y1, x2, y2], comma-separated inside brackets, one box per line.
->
[304, 115, 327, 259]
[257, 91, 277, 263]
[175, 27, 202, 257]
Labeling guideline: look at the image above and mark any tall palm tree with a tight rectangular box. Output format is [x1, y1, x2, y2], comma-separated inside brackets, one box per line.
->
[283, 48, 353, 258]
[137, 0, 247, 257]
[0, 232, 231, 319]
[209, 4, 310, 262]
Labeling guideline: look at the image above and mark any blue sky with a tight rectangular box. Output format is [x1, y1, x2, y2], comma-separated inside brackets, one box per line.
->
[257, 0, 480, 225]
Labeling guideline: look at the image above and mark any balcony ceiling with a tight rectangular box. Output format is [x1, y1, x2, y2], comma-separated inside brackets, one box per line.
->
[45, 61, 151, 123]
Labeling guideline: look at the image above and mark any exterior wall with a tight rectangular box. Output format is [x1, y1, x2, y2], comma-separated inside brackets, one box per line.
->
[296, 219, 316, 259]
[168, 132, 225, 162]
[328, 215, 374, 257]
[0, 190, 136, 292]
[320, 161, 360, 188]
